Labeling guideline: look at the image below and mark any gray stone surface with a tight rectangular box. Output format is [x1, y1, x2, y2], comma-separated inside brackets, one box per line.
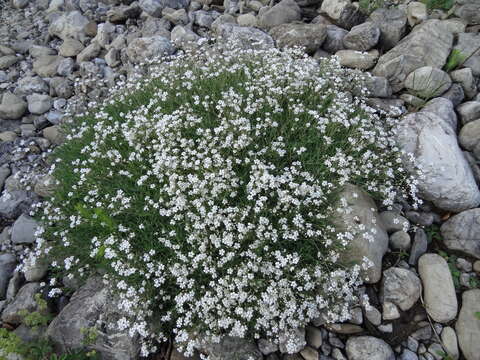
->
[26, 93, 52, 115]
[1, 282, 40, 325]
[195, 336, 263, 360]
[215, 24, 274, 49]
[346, 336, 394, 360]
[457, 101, 480, 125]
[343, 22, 380, 51]
[11, 214, 39, 245]
[421, 97, 457, 130]
[270, 23, 327, 54]
[48, 11, 90, 43]
[369, 8, 407, 50]
[335, 49, 379, 70]
[0, 92, 26, 120]
[332, 184, 389, 283]
[440, 208, 480, 259]
[258, 0, 301, 29]
[418, 254, 458, 323]
[0, 253, 16, 300]
[440, 327, 459, 360]
[396, 111, 480, 212]
[139, 0, 189, 17]
[459, 119, 480, 152]
[47, 277, 140, 359]
[373, 20, 453, 92]
[381, 267, 421, 311]
[453, 32, 480, 76]
[127, 36, 175, 63]
[456, 289, 480, 360]
[404, 66, 452, 99]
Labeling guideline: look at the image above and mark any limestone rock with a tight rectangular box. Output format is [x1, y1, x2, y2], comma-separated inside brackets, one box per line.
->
[126, 36, 175, 63]
[0, 92, 26, 120]
[257, 0, 301, 30]
[346, 336, 394, 360]
[269, 23, 327, 54]
[440, 208, 480, 259]
[343, 22, 380, 51]
[381, 267, 421, 311]
[456, 289, 480, 360]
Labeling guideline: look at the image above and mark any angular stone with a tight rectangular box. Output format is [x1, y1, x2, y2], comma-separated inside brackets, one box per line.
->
[43, 125, 65, 145]
[332, 184, 389, 283]
[11, 214, 39, 245]
[258, 0, 301, 29]
[369, 7, 407, 50]
[215, 24, 274, 49]
[373, 20, 453, 92]
[1, 283, 40, 325]
[343, 22, 380, 51]
[33, 55, 63, 77]
[456, 289, 480, 360]
[346, 336, 394, 360]
[0, 253, 16, 300]
[418, 254, 458, 323]
[459, 119, 480, 152]
[457, 101, 480, 125]
[421, 97, 457, 130]
[47, 277, 140, 359]
[127, 36, 175, 63]
[396, 111, 480, 212]
[450, 68, 477, 99]
[195, 336, 263, 359]
[0, 191, 33, 219]
[453, 32, 480, 76]
[440, 208, 480, 259]
[139, 0, 189, 17]
[381, 267, 421, 311]
[270, 23, 327, 54]
[27, 94, 52, 115]
[323, 25, 347, 54]
[0, 55, 19, 70]
[76, 42, 101, 63]
[48, 11, 90, 43]
[335, 49, 378, 70]
[407, 2, 427, 27]
[59, 38, 85, 57]
[454, 1, 480, 25]
[320, 0, 365, 30]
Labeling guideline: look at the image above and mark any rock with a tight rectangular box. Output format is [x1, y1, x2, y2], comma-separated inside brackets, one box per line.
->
[459, 119, 480, 152]
[440, 327, 459, 360]
[346, 336, 394, 360]
[456, 289, 480, 360]
[382, 301, 400, 320]
[270, 23, 327, 54]
[48, 11, 90, 43]
[139, 0, 189, 17]
[0, 253, 16, 300]
[0, 92, 27, 120]
[16, 76, 50, 95]
[216, 24, 274, 49]
[0, 55, 19, 70]
[450, 68, 477, 99]
[1, 283, 40, 325]
[23, 259, 48, 282]
[335, 49, 379, 70]
[441, 83, 465, 107]
[418, 254, 458, 323]
[365, 76, 392, 98]
[343, 22, 380, 51]
[237, 13, 257, 27]
[407, 2, 427, 27]
[30, 46, 56, 58]
[323, 25, 347, 54]
[453, 33, 480, 76]
[0, 191, 34, 219]
[325, 323, 363, 335]
[305, 326, 322, 348]
[457, 101, 480, 125]
[373, 20, 453, 92]
[0, 131, 16, 142]
[47, 277, 140, 359]
[195, 336, 262, 360]
[257, 0, 301, 30]
[76, 42, 101, 63]
[170, 25, 200, 48]
[396, 111, 480, 212]
[381, 267, 421, 311]
[193, 10, 218, 28]
[300, 347, 318, 360]
[141, 17, 171, 38]
[379, 211, 409, 233]
[389, 231, 411, 251]
[257, 339, 278, 355]
[332, 184, 388, 283]
[400, 349, 418, 360]
[33, 55, 63, 77]
[11, 214, 39, 245]
[440, 208, 480, 259]
[105, 48, 120, 67]
[127, 36, 175, 63]
[369, 8, 407, 50]
[43, 125, 65, 145]
[59, 38, 85, 57]
[404, 67, 452, 99]
[319, 0, 365, 30]
[12, 0, 29, 8]
[162, 8, 189, 25]
[421, 97, 457, 130]
[27, 94, 52, 115]
[454, 1, 480, 25]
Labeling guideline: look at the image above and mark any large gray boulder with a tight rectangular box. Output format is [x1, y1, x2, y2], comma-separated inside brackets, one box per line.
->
[441, 208, 480, 259]
[0, 253, 16, 300]
[456, 289, 480, 360]
[396, 111, 480, 212]
[48, 11, 90, 43]
[453, 33, 480, 76]
[369, 7, 407, 50]
[319, 0, 365, 30]
[418, 254, 458, 323]
[47, 277, 140, 360]
[454, 0, 480, 25]
[11, 214, 39, 245]
[346, 336, 394, 360]
[373, 20, 453, 92]
[343, 22, 380, 51]
[404, 66, 452, 99]
[332, 184, 389, 283]
[216, 24, 274, 49]
[257, 0, 301, 30]
[269, 23, 327, 54]
[126, 36, 175, 63]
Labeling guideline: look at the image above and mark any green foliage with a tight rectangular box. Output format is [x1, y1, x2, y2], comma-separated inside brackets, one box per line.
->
[475, 311, 480, 320]
[444, 49, 467, 72]
[80, 327, 98, 346]
[469, 276, 479, 288]
[17, 294, 53, 331]
[425, 224, 441, 244]
[358, 0, 385, 14]
[421, 0, 455, 11]
[438, 250, 461, 290]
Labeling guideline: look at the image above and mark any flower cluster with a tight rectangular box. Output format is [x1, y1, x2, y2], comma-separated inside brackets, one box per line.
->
[31, 42, 420, 356]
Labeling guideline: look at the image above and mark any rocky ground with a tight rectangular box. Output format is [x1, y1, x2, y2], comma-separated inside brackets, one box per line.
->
[1, 0, 480, 359]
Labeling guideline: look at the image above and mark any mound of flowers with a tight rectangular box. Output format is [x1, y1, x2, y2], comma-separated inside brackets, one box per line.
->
[31, 42, 419, 356]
